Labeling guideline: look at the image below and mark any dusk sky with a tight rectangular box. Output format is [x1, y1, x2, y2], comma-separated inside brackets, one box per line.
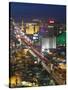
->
[9, 2, 66, 23]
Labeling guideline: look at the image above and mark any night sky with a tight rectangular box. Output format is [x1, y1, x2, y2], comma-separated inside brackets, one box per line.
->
[9, 2, 66, 23]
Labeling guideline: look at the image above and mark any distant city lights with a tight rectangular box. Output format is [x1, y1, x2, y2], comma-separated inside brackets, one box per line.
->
[49, 20, 55, 24]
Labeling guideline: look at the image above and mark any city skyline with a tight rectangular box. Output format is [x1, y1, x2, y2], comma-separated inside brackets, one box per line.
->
[9, 2, 66, 23]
